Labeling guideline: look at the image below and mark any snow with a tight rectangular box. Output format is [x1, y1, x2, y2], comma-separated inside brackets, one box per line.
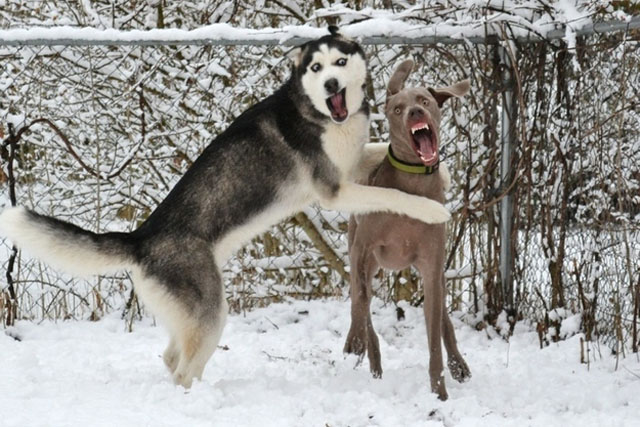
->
[444, 264, 474, 279]
[560, 314, 583, 339]
[0, 11, 610, 46]
[0, 24, 327, 45]
[1, 3, 639, 425]
[2, 298, 638, 427]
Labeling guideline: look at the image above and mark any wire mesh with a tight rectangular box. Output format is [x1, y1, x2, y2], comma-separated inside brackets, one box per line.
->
[1, 30, 638, 351]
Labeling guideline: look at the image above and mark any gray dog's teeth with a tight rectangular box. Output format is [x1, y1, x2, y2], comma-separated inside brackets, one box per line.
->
[411, 123, 430, 134]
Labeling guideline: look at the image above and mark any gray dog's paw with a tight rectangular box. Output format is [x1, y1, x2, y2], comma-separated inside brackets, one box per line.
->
[448, 357, 471, 383]
[344, 334, 366, 357]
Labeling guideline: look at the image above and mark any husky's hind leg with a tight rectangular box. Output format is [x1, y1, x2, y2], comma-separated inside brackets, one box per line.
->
[169, 264, 227, 388]
[172, 303, 227, 388]
[163, 336, 180, 374]
[158, 304, 227, 386]
[132, 242, 228, 388]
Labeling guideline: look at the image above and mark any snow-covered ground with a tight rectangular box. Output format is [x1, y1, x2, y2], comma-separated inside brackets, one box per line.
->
[1, 299, 638, 427]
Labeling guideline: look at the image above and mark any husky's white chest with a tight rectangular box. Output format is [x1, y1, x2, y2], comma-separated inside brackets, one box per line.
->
[321, 112, 369, 179]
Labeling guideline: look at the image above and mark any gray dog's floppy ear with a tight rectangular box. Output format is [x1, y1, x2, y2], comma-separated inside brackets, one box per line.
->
[386, 59, 415, 99]
[428, 79, 470, 108]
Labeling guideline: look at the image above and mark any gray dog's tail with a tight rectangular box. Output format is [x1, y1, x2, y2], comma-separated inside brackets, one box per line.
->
[0, 207, 134, 277]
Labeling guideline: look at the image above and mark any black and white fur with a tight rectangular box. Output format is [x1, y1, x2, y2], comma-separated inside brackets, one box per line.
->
[0, 29, 450, 388]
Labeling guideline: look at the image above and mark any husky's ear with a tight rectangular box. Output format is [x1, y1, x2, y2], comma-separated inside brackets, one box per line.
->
[287, 46, 303, 67]
[428, 79, 470, 108]
[386, 59, 414, 102]
[328, 25, 340, 37]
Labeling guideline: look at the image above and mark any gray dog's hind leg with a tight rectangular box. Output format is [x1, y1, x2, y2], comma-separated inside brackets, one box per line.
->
[441, 292, 471, 383]
[417, 261, 448, 401]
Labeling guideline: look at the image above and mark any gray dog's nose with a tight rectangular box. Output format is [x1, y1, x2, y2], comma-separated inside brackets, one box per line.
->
[409, 107, 425, 119]
[324, 78, 339, 94]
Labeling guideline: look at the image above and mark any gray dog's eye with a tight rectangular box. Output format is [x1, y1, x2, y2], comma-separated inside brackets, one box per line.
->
[394, 107, 401, 115]
[311, 63, 321, 72]
[422, 99, 429, 106]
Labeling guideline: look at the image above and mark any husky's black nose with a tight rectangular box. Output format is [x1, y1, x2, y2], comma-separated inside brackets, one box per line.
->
[324, 78, 339, 94]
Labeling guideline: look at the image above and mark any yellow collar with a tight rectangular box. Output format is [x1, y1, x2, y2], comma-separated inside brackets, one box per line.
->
[387, 146, 439, 175]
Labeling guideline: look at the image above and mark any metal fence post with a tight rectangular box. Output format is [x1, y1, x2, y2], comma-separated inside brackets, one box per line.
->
[498, 44, 517, 314]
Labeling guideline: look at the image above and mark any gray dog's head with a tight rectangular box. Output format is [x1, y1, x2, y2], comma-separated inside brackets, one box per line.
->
[385, 59, 469, 167]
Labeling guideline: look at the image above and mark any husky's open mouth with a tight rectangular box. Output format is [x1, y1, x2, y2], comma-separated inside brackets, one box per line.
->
[326, 88, 348, 122]
[409, 121, 438, 166]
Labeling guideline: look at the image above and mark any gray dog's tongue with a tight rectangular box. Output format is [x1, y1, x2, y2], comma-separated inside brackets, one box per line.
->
[414, 131, 437, 165]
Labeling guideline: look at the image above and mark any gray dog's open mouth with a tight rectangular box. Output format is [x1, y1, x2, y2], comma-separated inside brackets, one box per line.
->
[326, 88, 348, 122]
[409, 122, 438, 166]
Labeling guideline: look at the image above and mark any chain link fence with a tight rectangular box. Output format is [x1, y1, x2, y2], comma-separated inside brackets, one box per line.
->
[1, 25, 639, 352]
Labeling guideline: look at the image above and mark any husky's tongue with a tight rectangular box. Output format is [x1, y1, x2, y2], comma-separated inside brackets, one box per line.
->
[327, 90, 348, 121]
[412, 127, 438, 166]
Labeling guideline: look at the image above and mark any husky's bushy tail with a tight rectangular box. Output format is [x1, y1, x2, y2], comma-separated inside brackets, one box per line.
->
[0, 206, 133, 277]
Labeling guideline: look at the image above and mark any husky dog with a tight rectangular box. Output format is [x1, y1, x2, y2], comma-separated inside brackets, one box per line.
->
[0, 28, 450, 388]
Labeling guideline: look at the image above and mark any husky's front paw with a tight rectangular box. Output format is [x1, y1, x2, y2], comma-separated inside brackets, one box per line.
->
[420, 200, 451, 224]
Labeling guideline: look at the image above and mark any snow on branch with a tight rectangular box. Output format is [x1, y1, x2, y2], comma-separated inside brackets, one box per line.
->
[0, 14, 638, 47]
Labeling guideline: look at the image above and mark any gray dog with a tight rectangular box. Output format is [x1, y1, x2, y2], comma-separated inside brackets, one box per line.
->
[344, 59, 471, 400]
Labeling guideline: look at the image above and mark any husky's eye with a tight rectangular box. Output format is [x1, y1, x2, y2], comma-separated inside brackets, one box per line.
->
[310, 63, 322, 72]
[335, 58, 347, 66]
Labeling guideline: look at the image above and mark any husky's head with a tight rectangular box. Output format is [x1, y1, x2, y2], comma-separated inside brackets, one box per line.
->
[291, 27, 367, 124]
